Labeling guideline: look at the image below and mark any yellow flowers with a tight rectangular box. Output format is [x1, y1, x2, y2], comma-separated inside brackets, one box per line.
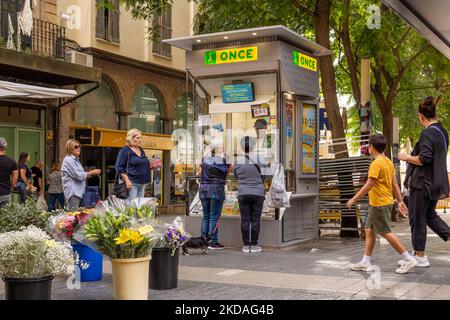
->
[114, 229, 144, 245]
[45, 239, 57, 248]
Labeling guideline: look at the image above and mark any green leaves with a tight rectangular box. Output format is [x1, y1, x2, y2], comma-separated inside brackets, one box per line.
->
[81, 206, 159, 259]
[0, 199, 57, 233]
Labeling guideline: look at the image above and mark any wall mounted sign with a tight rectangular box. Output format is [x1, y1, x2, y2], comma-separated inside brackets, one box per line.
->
[251, 104, 270, 118]
[221, 82, 255, 103]
[293, 51, 317, 72]
[205, 46, 258, 65]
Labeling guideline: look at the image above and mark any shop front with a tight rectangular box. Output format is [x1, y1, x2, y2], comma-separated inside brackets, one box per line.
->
[164, 26, 331, 247]
[73, 126, 174, 207]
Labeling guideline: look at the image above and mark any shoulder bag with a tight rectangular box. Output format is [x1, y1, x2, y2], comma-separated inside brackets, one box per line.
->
[112, 150, 131, 199]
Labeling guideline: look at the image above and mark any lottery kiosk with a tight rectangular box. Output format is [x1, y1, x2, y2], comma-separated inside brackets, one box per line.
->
[164, 26, 331, 246]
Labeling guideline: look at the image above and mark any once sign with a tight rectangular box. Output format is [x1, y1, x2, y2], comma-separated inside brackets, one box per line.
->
[293, 51, 317, 72]
[205, 46, 258, 65]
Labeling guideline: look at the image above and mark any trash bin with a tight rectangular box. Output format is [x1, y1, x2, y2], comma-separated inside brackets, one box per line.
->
[72, 242, 103, 282]
[149, 247, 179, 290]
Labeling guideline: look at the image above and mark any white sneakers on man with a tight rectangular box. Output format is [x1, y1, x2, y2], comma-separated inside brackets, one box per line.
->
[395, 259, 418, 274]
[251, 245, 262, 253]
[242, 245, 250, 253]
[398, 254, 430, 267]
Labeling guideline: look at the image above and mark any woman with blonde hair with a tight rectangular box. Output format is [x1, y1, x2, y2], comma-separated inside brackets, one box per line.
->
[47, 162, 64, 211]
[61, 139, 101, 210]
[114, 129, 150, 201]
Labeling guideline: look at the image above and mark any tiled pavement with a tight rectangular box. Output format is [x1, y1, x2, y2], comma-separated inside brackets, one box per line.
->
[1, 212, 450, 300]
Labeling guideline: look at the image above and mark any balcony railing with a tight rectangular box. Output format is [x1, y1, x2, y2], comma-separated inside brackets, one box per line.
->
[1, 14, 66, 60]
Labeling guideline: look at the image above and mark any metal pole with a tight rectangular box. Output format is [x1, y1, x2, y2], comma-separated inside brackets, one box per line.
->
[360, 58, 371, 156]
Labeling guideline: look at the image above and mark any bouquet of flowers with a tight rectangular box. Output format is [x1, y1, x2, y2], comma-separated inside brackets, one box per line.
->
[49, 209, 93, 242]
[155, 217, 191, 256]
[74, 198, 161, 259]
[0, 225, 75, 278]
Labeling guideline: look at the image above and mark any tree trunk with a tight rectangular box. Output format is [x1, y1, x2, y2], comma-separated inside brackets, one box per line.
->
[382, 106, 393, 159]
[342, 0, 361, 106]
[315, 0, 348, 159]
[315, 0, 358, 237]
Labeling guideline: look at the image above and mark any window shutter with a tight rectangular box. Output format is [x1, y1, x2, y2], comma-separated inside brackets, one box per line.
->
[162, 6, 172, 57]
[111, 0, 120, 43]
[152, 12, 161, 54]
[95, 0, 105, 39]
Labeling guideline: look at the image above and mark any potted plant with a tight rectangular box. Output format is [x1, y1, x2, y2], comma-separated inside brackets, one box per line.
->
[79, 205, 160, 300]
[150, 218, 190, 290]
[0, 226, 75, 300]
[0, 199, 55, 233]
[50, 209, 103, 282]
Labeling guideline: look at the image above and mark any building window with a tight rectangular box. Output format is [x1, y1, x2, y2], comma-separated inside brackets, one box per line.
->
[152, 6, 172, 58]
[76, 79, 119, 129]
[130, 85, 163, 134]
[95, 0, 120, 44]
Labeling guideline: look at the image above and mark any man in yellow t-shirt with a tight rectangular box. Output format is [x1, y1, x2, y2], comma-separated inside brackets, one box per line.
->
[346, 134, 417, 274]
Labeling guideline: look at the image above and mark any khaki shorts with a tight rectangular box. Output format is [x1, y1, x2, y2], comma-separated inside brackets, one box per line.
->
[365, 205, 393, 234]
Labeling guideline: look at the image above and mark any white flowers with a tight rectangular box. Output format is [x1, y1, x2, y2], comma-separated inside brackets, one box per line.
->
[0, 226, 76, 278]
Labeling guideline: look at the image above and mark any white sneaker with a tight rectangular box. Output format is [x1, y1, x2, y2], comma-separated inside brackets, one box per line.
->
[350, 261, 371, 271]
[396, 259, 418, 274]
[242, 245, 250, 253]
[251, 245, 262, 253]
[398, 254, 430, 267]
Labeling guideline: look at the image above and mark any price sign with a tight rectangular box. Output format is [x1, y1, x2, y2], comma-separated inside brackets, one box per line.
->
[251, 104, 270, 118]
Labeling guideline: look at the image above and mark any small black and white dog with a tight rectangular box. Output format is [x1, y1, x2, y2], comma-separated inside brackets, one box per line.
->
[182, 235, 211, 255]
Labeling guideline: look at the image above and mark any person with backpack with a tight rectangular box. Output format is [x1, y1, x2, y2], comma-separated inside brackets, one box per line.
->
[234, 136, 265, 253]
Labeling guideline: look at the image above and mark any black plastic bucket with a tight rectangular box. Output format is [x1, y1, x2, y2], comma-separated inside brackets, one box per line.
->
[3, 275, 54, 300]
[149, 247, 179, 290]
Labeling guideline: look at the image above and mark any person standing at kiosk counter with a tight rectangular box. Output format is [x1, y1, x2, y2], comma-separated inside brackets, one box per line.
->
[199, 138, 233, 250]
[234, 136, 265, 253]
[115, 129, 151, 201]
[398, 97, 450, 267]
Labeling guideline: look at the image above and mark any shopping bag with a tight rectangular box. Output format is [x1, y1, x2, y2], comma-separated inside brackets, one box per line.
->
[268, 164, 290, 208]
[36, 194, 48, 212]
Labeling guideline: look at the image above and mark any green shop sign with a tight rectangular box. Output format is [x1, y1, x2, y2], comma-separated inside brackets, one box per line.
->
[293, 51, 317, 72]
[204, 46, 258, 65]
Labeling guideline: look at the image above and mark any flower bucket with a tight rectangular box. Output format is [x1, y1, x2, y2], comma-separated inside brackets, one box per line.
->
[3, 275, 54, 300]
[72, 243, 103, 282]
[110, 256, 151, 300]
[149, 248, 179, 290]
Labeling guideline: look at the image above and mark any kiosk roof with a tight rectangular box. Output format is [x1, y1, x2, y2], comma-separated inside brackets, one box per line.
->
[163, 25, 332, 56]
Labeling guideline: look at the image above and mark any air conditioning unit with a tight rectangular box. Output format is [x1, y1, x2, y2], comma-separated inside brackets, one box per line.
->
[65, 50, 93, 67]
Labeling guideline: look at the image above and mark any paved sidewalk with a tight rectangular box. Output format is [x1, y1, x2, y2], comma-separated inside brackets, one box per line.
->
[1, 212, 450, 300]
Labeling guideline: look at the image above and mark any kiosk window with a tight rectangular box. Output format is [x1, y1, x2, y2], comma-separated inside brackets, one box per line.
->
[130, 85, 163, 134]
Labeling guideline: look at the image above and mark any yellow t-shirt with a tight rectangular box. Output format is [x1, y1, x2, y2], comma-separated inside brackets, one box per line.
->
[368, 155, 395, 207]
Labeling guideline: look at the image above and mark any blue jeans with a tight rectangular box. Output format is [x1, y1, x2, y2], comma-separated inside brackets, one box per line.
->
[16, 181, 26, 203]
[127, 183, 146, 201]
[200, 198, 224, 244]
[48, 193, 65, 211]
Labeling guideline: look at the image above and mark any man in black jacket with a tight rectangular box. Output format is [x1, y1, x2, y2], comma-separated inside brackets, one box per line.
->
[398, 97, 450, 268]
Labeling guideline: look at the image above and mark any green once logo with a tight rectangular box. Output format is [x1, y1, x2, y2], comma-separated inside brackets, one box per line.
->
[293, 51, 299, 65]
[205, 50, 217, 65]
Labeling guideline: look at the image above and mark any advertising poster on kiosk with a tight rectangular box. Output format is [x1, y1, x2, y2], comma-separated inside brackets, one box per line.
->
[301, 103, 317, 175]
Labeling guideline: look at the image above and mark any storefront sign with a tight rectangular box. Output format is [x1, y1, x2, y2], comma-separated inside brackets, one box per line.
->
[251, 104, 270, 118]
[293, 51, 317, 72]
[301, 103, 317, 175]
[205, 46, 258, 65]
[221, 83, 255, 103]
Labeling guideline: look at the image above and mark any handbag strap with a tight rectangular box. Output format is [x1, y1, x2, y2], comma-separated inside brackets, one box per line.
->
[429, 125, 448, 150]
[245, 154, 264, 184]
